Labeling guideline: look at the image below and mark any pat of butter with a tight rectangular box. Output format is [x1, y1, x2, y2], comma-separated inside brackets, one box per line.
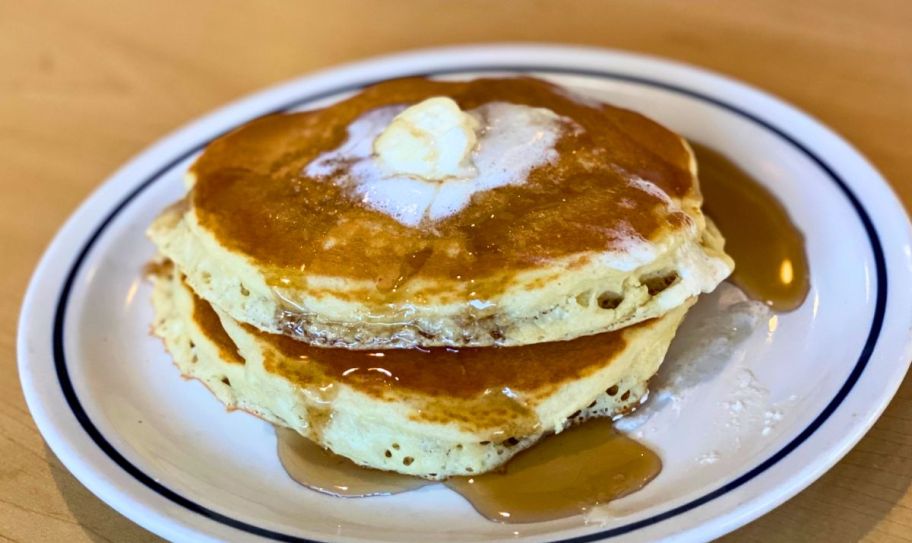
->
[373, 97, 480, 181]
[306, 99, 568, 227]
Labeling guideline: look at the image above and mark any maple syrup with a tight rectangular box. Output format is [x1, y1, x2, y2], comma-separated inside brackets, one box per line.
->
[277, 419, 659, 523]
[693, 143, 810, 311]
[276, 428, 431, 497]
[445, 419, 660, 523]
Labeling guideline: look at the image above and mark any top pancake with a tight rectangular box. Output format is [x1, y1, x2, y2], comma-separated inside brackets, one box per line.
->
[149, 76, 733, 348]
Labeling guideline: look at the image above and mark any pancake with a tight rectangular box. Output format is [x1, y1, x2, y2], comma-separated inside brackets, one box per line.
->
[148, 76, 732, 349]
[150, 262, 693, 479]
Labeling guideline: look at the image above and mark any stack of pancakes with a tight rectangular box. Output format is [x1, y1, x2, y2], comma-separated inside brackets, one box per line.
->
[148, 77, 733, 479]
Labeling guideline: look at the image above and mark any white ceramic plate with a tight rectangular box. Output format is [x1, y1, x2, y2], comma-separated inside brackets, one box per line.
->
[18, 45, 912, 543]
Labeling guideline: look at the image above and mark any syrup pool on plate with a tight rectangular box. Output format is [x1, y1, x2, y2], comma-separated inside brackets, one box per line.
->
[277, 419, 660, 524]
[693, 142, 809, 311]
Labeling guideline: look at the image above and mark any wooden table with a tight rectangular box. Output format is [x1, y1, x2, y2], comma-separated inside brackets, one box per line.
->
[2, 1, 910, 541]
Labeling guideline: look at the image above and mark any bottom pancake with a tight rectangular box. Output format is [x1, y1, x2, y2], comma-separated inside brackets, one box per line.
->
[150, 263, 693, 479]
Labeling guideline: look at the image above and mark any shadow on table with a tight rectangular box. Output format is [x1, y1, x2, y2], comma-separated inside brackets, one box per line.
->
[721, 370, 912, 542]
[46, 444, 164, 543]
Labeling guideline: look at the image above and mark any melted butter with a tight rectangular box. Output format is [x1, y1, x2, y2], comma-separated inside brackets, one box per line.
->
[191, 77, 695, 294]
[276, 419, 659, 522]
[693, 143, 810, 311]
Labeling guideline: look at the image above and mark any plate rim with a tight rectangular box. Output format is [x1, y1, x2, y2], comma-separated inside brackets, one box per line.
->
[17, 44, 912, 543]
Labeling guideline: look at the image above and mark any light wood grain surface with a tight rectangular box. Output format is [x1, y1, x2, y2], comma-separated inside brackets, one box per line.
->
[3, 1, 911, 541]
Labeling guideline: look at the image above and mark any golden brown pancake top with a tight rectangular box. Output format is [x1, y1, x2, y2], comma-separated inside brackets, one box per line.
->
[191, 77, 693, 289]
